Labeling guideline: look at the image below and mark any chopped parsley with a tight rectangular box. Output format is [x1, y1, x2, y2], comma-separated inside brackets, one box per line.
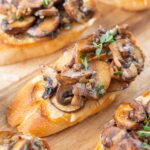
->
[113, 71, 123, 76]
[43, 0, 49, 7]
[80, 53, 88, 70]
[96, 84, 105, 96]
[93, 27, 118, 56]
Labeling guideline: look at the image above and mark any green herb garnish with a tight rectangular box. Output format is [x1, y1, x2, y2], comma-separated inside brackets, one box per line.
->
[93, 27, 118, 56]
[138, 130, 150, 138]
[113, 71, 123, 76]
[140, 143, 150, 150]
[96, 84, 105, 96]
[93, 42, 102, 56]
[143, 126, 150, 131]
[80, 53, 88, 70]
[43, 0, 49, 7]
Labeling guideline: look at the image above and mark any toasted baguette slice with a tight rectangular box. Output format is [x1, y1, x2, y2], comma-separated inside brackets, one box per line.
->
[0, 0, 96, 65]
[7, 47, 119, 137]
[7, 75, 118, 137]
[99, 0, 150, 11]
[7, 25, 144, 137]
[96, 90, 150, 150]
[0, 131, 50, 149]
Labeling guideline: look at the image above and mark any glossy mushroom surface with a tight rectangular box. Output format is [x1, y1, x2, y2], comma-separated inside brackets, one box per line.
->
[99, 98, 150, 150]
[30, 25, 144, 113]
[0, 0, 94, 38]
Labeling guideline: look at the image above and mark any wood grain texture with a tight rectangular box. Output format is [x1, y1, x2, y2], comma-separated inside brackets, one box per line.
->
[0, 1, 150, 150]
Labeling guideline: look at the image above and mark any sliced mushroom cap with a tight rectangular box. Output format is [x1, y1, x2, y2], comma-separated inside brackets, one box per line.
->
[35, 7, 59, 18]
[27, 15, 60, 37]
[107, 79, 129, 93]
[114, 101, 146, 130]
[1, 16, 35, 34]
[63, 0, 90, 23]
[109, 39, 144, 81]
[56, 84, 73, 105]
[51, 95, 85, 113]
[56, 69, 93, 85]
[74, 34, 98, 64]
[110, 138, 140, 150]
[101, 126, 129, 148]
[90, 61, 111, 90]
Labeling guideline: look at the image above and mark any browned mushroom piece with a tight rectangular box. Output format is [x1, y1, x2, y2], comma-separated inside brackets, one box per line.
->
[107, 79, 129, 93]
[101, 126, 129, 148]
[0, 131, 50, 150]
[72, 82, 89, 97]
[110, 138, 140, 150]
[74, 34, 98, 64]
[16, 0, 43, 17]
[27, 15, 60, 37]
[35, 7, 59, 18]
[71, 61, 111, 100]
[63, 0, 92, 23]
[90, 61, 111, 90]
[51, 95, 85, 113]
[56, 69, 93, 85]
[42, 66, 58, 88]
[1, 16, 35, 35]
[41, 67, 58, 99]
[146, 101, 150, 116]
[114, 101, 146, 130]
[109, 39, 144, 82]
[56, 84, 73, 105]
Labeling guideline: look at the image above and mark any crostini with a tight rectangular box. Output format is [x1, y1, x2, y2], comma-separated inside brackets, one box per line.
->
[99, 0, 150, 11]
[0, 131, 50, 149]
[0, 0, 96, 65]
[96, 91, 150, 150]
[7, 25, 144, 137]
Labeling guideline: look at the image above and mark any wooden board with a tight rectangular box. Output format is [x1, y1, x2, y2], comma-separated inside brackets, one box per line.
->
[0, 1, 150, 150]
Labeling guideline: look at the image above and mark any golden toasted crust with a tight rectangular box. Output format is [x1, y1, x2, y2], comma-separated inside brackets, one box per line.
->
[0, 0, 96, 65]
[7, 74, 118, 137]
[99, 0, 150, 11]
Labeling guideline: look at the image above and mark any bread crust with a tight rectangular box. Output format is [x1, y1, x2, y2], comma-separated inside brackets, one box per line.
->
[0, 0, 96, 65]
[7, 74, 119, 137]
[99, 0, 150, 11]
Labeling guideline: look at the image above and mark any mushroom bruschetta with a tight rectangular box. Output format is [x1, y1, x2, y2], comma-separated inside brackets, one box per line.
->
[99, 0, 150, 11]
[7, 25, 144, 137]
[96, 91, 150, 150]
[0, 0, 96, 65]
[0, 131, 50, 149]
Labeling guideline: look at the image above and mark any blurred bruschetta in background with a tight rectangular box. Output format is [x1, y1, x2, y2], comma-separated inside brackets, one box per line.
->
[99, 0, 150, 11]
[0, 131, 50, 149]
[0, 0, 96, 65]
[96, 91, 150, 150]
